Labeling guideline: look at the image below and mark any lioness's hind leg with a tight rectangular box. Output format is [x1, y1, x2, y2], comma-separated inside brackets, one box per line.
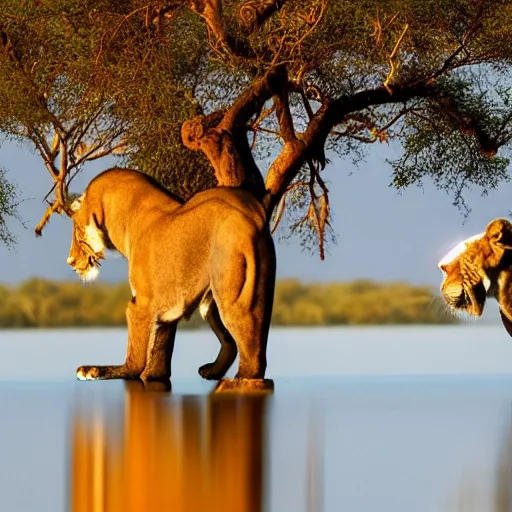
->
[198, 298, 237, 380]
[216, 238, 275, 380]
[228, 312, 268, 379]
[76, 300, 152, 381]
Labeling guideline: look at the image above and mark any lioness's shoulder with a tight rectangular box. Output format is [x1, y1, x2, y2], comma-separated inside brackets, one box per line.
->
[91, 167, 145, 185]
[88, 168, 183, 202]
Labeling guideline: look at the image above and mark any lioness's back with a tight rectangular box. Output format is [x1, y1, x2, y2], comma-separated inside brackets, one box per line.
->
[89, 168, 266, 227]
[179, 187, 267, 232]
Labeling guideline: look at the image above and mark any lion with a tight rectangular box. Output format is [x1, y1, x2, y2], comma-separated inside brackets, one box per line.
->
[438, 218, 512, 335]
[66, 168, 276, 382]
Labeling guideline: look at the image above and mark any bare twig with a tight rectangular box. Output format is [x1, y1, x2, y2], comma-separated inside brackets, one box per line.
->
[306, 159, 329, 260]
[300, 88, 315, 120]
[252, 126, 281, 138]
[187, 0, 236, 63]
[69, 132, 125, 171]
[289, 0, 327, 59]
[371, 10, 398, 46]
[383, 23, 409, 93]
[331, 106, 418, 143]
[370, 7, 383, 46]
[273, 93, 296, 142]
[250, 104, 276, 129]
[29, 133, 58, 179]
[249, 104, 276, 148]
[35, 135, 74, 236]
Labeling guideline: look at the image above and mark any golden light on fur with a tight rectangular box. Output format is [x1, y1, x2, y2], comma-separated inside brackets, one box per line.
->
[67, 194, 106, 283]
[66, 168, 276, 382]
[438, 218, 512, 336]
[84, 224, 105, 254]
[438, 233, 484, 270]
[67, 224, 104, 282]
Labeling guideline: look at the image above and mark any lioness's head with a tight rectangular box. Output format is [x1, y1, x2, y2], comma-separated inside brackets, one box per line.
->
[66, 193, 108, 282]
[438, 218, 512, 325]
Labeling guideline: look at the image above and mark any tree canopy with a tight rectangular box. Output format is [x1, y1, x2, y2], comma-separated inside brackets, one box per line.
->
[0, 0, 511, 256]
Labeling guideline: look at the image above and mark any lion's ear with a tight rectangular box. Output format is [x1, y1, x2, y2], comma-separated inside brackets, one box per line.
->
[487, 218, 512, 251]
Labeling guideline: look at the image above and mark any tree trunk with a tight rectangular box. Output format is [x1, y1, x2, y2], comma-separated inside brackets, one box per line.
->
[181, 112, 266, 200]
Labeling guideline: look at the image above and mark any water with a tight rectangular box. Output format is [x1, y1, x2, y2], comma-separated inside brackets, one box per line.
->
[1, 325, 512, 512]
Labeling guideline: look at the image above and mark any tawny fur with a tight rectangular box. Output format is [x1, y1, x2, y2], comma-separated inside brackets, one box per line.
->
[67, 168, 276, 382]
[438, 218, 512, 335]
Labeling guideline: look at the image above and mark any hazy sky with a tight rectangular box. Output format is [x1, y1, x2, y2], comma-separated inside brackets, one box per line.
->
[1, 139, 511, 288]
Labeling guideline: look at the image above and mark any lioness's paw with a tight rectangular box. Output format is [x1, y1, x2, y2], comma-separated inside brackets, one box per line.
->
[76, 366, 100, 380]
[214, 378, 274, 393]
[139, 369, 171, 383]
[198, 362, 225, 380]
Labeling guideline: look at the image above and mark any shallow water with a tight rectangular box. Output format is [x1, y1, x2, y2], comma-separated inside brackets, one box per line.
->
[1, 325, 512, 512]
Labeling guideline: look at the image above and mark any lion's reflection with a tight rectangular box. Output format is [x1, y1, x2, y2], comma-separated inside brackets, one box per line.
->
[70, 381, 271, 512]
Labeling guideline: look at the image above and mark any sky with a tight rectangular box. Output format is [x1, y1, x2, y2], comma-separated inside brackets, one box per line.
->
[1, 139, 512, 289]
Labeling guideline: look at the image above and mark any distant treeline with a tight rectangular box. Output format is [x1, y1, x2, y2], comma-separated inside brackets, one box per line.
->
[0, 278, 455, 329]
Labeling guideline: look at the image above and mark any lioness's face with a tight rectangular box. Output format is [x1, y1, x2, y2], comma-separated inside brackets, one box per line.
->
[66, 194, 105, 282]
[438, 218, 512, 318]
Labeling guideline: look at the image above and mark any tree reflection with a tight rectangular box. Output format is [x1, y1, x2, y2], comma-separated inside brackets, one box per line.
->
[70, 381, 272, 512]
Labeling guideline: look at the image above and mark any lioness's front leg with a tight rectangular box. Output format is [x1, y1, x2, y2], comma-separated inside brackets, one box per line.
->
[76, 300, 152, 380]
[140, 321, 177, 382]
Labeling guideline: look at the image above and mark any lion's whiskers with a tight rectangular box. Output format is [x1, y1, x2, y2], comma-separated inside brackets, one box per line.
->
[432, 295, 472, 323]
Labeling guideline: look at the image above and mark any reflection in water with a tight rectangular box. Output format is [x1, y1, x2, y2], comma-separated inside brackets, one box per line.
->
[70, 381, 272, 512]
[494, 420, 512, 512]
[490, 415, 512, 512]
[454, 413, 512, 512]
[306, 412, 324, 512]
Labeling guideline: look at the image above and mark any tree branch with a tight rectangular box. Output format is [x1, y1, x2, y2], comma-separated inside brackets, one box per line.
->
[383, 23, 409, 93]
[35, 135, 74, 236]
[181, 65, 287, 193]
[265, 82, 436, 203]
[29, 133, 58, 179]
[434, 95, 500, 156]
[273, 89, 295, 142]
[220, 65, 287, 130]
[188, 0, 224, 45]
[68, 144, 120, 171]
[239, 0, 287, 34]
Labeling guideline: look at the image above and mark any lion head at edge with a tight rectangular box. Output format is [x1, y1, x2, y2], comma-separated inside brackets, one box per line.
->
[438, 218, 512, 336]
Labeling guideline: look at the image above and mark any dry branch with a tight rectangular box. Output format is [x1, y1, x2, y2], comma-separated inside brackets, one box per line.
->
[383, 23, 409, 93]
[34, 135, 74, 236]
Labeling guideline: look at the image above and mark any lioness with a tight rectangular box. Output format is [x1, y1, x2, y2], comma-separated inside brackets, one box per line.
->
[66, 168, 276, 382]
[438, 218, 512, 335]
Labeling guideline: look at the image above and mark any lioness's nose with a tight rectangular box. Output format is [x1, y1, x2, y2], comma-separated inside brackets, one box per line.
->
[438, 262, 448, 272]
[67, 256, 75, 264]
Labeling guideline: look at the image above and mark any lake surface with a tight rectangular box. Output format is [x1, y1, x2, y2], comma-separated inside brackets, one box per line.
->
[1, 325, 512, 511]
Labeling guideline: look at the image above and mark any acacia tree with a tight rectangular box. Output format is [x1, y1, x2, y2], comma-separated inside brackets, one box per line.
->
[0, 0, 511, 256]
